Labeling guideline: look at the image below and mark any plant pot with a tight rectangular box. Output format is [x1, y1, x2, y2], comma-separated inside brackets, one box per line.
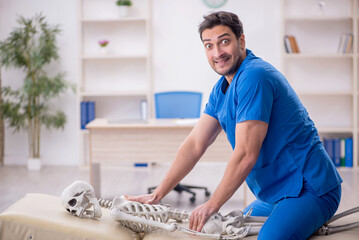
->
[98, 47, 108, 55]
[118, 6, 129, 18]
[28, 157, 41, 170]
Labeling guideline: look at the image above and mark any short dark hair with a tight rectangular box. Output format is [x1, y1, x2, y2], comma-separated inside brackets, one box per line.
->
[198, 11, 243, 41]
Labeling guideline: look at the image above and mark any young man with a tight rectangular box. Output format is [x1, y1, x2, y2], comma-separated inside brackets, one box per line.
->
[126, 11, 342, 239]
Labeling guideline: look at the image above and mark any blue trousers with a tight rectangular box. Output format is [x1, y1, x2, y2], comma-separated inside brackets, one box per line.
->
[243, 181, 341, 240]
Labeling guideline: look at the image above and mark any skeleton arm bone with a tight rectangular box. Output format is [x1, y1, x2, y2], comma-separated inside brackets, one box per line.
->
[315, 207, 359, 235]
[244, 216, 267, 224]
[326, 206, 359, 224]
[325, 207, 359, 234]
[327, 222, 359, 234]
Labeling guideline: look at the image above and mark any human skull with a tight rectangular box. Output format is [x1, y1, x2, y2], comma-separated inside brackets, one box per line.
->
[61, 181, 102, 219]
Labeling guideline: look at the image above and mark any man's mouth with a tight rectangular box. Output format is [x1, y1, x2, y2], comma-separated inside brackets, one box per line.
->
[214, 56, 231, 67]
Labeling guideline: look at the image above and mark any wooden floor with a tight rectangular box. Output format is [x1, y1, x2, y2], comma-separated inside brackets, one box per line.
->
[1, 163, 359, 216]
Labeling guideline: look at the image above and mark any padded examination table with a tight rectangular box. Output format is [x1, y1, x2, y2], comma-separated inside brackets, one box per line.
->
[1, 193, 358, 240]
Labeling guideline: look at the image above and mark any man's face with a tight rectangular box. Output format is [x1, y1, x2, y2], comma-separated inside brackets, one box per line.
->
[202, 25, 245, 81]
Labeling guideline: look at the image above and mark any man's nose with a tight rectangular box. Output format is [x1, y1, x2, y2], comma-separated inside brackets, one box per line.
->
[213, 45, 224, 58]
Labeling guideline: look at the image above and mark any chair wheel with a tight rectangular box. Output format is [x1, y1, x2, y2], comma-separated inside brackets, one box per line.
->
[205, 191, 211, 197]
[190, 197, 196, 203]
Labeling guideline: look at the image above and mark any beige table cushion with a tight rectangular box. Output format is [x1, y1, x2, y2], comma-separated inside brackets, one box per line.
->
[2, 193, 358, 240]
[143, 214, 359, 240]
[0, 193, 139, 240]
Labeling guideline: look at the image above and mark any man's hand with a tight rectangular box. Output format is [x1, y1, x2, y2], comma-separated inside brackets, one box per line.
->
[123, 193, 160, 205]
[189, 201, 219, 232]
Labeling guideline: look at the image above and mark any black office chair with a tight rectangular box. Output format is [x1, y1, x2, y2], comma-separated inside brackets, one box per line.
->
[147, 91, 211, 203]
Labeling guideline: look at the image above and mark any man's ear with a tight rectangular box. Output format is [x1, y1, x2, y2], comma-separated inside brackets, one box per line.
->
[239, 34, 246, 50]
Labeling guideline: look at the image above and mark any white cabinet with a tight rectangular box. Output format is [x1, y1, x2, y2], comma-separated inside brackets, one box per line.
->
[78, 0, 152, 165]
[281, 0, 358, 168]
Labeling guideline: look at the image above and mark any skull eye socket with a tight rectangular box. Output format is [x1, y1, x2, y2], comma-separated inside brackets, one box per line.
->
[68, 198, 77, 207]
[74, 191, 84, 197]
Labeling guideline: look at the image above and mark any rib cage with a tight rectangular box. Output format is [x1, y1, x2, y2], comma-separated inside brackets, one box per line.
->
[121, 200, 172, 223]
[98, 198, 112, 209]
[98, 196, 190, 233]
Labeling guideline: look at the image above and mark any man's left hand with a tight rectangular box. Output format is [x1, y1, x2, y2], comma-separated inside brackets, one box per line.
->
[189, 201, 219, 232]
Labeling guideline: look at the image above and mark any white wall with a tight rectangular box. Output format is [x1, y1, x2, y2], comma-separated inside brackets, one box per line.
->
[0, 0, 281, 166]
[152, 0, 282, 104]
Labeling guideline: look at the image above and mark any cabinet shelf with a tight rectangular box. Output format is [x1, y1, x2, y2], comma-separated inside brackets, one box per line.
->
[82, 54, 148, 60]
[296, 90, 353, 96]
[317, 127, 353, 134]
[80, 129, 90, 134]
[285, 16, 353, 22]
[82, 17, 147, 23]
[80, 90, 148, 97]
[284, 53, 353, 59]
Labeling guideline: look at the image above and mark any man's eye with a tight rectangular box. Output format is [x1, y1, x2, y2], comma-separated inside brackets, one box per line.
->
[205, 44, 212, 49]
[221, 39, 229, 44]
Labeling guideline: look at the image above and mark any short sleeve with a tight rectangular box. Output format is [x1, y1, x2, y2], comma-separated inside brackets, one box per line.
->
[235, 68, 274, 124]
[204, 84, 219, 120]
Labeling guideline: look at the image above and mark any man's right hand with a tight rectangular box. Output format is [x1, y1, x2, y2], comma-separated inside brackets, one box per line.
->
[123, 193, 160, 205]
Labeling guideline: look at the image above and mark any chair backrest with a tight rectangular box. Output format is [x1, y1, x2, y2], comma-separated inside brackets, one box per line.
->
[155, 91, 202, 119]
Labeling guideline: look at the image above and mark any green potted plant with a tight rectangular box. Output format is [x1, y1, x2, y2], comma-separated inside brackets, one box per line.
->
[0, 14, 73, 170]
[116, 0, 132, 18]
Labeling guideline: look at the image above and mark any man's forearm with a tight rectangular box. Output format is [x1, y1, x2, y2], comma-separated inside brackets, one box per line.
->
[208, 150, 256, 211]
[153, 136, 205, 200]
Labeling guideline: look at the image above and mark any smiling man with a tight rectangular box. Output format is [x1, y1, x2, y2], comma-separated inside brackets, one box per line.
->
[126, 11, 343, 240]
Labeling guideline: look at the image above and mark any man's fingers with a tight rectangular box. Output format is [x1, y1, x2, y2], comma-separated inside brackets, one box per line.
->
[190, 212, 199, 231]
[145, 198, 155, 204]
[196, 219, 205, 232]
[193, 217, 199, 232]
[189, 213, 194, 229]
[123, 195, 145, 203]
[123, 195, 140, 202]
[123, 195, 132, 200]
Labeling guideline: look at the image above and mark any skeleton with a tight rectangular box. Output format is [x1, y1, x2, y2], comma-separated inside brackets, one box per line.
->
[61, 181, 359, 239]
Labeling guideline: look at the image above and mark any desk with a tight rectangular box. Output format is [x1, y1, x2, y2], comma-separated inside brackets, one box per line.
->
[86, 118, 233, 197]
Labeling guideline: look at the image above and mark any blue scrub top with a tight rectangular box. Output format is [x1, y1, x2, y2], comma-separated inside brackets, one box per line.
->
[204, 49, 342, 203]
